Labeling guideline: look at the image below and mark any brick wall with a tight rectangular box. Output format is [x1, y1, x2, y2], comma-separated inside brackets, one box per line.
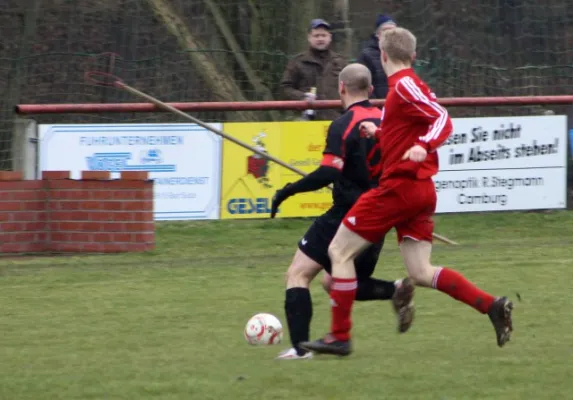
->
[0, 170, 154, 254]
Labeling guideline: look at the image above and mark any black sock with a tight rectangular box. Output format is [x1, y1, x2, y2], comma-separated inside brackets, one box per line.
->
[356, 278, 396, 301]
[284, 287, 312, 355]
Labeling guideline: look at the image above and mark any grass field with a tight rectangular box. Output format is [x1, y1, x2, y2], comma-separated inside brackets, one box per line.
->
[1, 211, 572, 400]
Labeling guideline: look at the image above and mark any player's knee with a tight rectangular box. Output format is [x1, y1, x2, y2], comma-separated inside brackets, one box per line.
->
[400, 238, 435, 287]
[327, 240, 352, 264]
[407, 264, 436, 287]
[285, 261, 317, 288]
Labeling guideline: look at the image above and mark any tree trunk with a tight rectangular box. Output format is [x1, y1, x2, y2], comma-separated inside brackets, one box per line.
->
[333, 0, 353, 57]
[5, 0, 42, 169]
[204, 0, 280, 121]
[145, 0, 258, 121]
[288, 0, 317, 55]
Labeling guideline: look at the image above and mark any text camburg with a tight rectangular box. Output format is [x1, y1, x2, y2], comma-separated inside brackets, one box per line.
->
[434, 176, 545, 206]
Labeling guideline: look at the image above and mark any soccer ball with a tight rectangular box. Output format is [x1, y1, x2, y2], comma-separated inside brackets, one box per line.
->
[244, 313, 283, 345]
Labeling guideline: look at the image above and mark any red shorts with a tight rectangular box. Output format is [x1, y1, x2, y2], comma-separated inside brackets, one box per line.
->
[342, 178, 437, 244]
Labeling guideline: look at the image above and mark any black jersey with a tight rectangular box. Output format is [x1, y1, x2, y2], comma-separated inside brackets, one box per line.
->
[321, 100, 382, 208]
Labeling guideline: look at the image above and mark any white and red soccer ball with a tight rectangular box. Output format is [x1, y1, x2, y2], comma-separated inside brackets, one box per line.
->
[244, 313, 283, 345]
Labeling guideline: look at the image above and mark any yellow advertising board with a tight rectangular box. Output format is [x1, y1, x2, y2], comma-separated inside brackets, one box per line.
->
[220, 121, 334, 219]
[278, 121, 333, 217]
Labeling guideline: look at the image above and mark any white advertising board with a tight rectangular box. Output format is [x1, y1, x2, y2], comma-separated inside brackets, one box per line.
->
[39, 124, 222, 220]
[434, 115, 567, 213]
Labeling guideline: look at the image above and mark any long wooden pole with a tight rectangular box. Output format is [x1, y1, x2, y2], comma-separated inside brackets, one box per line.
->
[88, 75, 459, 245]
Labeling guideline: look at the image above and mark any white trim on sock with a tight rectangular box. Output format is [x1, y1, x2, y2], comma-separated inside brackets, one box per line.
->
[432, 267, 443, 289]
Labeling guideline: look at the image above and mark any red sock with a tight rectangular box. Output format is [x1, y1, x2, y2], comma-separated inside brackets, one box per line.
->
[433, 267, 495, 314]
[330, 277, 357, 341]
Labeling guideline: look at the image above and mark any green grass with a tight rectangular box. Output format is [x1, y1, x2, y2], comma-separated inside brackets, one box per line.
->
[1, 211, 573, 400]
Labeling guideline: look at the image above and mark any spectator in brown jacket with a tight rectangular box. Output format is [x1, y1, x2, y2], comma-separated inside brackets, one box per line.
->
[280, 19, 347, 121]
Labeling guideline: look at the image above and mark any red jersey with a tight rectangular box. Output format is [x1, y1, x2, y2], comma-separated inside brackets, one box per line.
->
[375, 68, 453, 181]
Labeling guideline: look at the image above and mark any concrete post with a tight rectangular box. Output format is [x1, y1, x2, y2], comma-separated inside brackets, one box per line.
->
[12, 118, 38, 179]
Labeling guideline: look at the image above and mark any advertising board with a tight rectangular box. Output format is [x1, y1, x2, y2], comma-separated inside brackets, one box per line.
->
[39, 123, 222, 220]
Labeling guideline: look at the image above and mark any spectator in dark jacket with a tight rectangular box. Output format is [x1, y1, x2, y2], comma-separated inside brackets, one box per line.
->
[280, 19, 347, 120]
[357, 15, 397, 99]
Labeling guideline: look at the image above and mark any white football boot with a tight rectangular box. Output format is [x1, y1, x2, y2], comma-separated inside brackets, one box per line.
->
[275, 347, 313, 360]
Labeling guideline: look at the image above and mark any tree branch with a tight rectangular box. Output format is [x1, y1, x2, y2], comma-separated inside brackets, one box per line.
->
[145, 0, 258, 121]
[204, 0, 280, 120]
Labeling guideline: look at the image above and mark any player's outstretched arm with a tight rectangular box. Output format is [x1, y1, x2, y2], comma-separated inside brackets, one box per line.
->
[395, 77, 453, 153]
[270, 119, 347, 218]
[280, 164, 342, 196]
[270, 164, 341, 218]
[280, 116, 349, 196]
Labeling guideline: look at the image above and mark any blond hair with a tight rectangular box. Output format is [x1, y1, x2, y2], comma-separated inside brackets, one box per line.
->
[339, 63, 371, 94]
[379, 27, 416, 63]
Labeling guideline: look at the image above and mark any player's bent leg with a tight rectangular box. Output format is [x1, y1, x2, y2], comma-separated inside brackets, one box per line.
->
[323, 275, 399, 301]
[353, 241, 399, 302]
[322, 249, 398, 302]
[325, 274, 403, 303]
[399, 239, 437, 287]
[278, 250, 322, 360]
[300, 225, 372, 356]
[355, 242, 415, 333]
[400, 238, 513, 347]
[327, 224, 372, 342]
[302, 186, 404, 356]
[323, 247, 412, 330]
[356, 277, 397, 301]
[328, 223, 372, 278]
[285, 249, 322, 289]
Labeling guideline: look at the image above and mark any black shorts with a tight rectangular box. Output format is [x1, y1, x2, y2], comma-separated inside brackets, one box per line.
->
[297, 205, 385, 280]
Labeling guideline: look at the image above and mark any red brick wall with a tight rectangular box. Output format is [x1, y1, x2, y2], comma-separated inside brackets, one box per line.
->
[0, 170, 154, 254]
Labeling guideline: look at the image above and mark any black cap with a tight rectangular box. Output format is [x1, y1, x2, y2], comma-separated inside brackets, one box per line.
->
[309, 18, 330, 30]
[376, 15, 396, 29]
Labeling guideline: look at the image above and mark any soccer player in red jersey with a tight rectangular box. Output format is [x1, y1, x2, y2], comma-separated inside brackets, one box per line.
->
[272, 63, 414, 360]
[301, 28, 513, 356]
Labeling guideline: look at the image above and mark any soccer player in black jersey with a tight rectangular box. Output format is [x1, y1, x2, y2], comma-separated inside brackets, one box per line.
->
[272, 63, 415, 360]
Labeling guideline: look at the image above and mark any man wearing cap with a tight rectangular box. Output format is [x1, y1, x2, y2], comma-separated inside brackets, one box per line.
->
[280, 19, 347, 121]
[357, 14, 397, 99]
